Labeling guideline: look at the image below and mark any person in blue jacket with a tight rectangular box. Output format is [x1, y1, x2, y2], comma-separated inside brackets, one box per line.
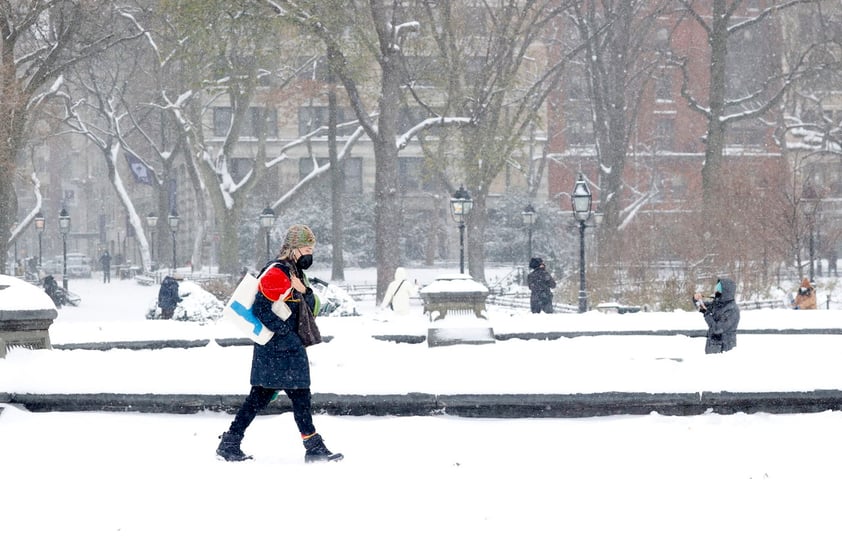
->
[216, 224, 342, 463]
[694, 277, 740, 354]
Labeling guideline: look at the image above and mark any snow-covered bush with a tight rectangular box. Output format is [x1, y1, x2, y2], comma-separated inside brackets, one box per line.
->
[146, 280, 224, 323]
[311, 279, 360, 317]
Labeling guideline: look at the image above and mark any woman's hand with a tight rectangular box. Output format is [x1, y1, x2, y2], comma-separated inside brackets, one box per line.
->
[693, 293, 706, 311]
[290, 275, 307, 294]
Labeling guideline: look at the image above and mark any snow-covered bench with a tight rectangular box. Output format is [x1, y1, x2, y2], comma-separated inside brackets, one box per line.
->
[419, 275, 489, 321]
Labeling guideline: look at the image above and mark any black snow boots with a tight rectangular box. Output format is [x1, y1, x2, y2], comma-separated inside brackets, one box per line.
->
[216, 431, 252, 462]
[303, 433, 344, 463]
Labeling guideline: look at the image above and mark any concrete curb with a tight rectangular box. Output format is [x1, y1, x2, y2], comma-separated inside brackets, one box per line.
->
[48, 328, 840, 351]
[3, 390, 842, 418]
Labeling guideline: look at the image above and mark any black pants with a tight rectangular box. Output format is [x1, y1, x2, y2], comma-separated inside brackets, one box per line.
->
[228, 385, 315, 438]
[530, 295, 553, 314]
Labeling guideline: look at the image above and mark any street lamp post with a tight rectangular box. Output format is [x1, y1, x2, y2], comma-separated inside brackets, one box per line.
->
[449, 185, 473, 274]
[168, 211, 180, 275]
[260, 207, 276, 262]
[572, 173, 593, 313]
[146, 212, 158, 270]
[34, 212, 45, 270]
[59, 208, 71, 290]
[521, 203, 536, 261]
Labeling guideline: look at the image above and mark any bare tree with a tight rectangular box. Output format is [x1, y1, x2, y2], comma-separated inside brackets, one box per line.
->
[569, 0, 671, 267]
[673, 0, 820, 213]
[415, 0, 578, 281]
[138, 0, 321, 276]
[56, 31, 157, 272]
[266, 0, 431, 299]
[0, 1, 137, 274]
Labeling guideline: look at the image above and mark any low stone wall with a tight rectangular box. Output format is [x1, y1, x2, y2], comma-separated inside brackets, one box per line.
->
[0, 308, 57, 354]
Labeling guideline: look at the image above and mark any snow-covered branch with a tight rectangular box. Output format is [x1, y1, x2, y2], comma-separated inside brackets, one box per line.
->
[396, 116, 473, 150]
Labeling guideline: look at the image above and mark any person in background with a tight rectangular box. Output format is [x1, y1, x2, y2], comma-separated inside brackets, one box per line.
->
[216, 224, 342, 464]
[792, 277, 817, 310]
[157, 275, 181, 319]
[380, 266, 416, 315]
[43, 274, 62, 307]
[100, 250, 111, 283]
[693, 277, 740, 354]
[527, 257, 556, 314]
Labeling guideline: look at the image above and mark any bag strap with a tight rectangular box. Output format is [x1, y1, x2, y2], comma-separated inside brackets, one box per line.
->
[257, 260, 283, 278]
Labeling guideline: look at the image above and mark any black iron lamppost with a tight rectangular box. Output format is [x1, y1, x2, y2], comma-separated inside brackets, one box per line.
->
[801, 185, 819, 282]
[572, 173, 593, 313]
[34, 212, 45, 270]
[449, 185, 473, 274]
[521, 203, 536, 261]
[168, 211, 180, 274]
[260, 207, 276, 262]
[59, 208, 71, 290]
[146, 212, 158, 270]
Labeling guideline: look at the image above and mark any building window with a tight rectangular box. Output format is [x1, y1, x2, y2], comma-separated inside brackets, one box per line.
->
[229, 158, 252, 182]
[213, 107, 277, 138]
[344, 157, 363, 195]
[213, 107, 232, 137]
[403, 56, 438, 88]
[298, 106, 350, 136]
[299, 156, 364, 195]
[398, 157, 436, 192]
[564, 67, 588, 101]
[465, 57, 486, 88]
[655, 27, 670, 51]
[398, 106, 442, 137]
[564, 105, 594, 146]
[725, 122, 765, 147]
[654, 115, 675, 150]
[243, 107, 278, 138]
[655, 72, 672, 102]
[296, 56, 329, 82]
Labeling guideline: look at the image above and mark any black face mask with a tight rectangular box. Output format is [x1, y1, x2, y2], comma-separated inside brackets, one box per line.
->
[296, 254, 313, 271]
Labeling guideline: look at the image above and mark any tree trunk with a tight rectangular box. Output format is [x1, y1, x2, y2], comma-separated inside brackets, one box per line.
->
[328, 69, 346, 281]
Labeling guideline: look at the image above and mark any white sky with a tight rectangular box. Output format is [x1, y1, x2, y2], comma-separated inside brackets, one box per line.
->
[2, 272, 841, 535]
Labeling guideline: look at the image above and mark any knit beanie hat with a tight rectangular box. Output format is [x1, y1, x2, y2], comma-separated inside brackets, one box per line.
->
[279, 224, 316, 257]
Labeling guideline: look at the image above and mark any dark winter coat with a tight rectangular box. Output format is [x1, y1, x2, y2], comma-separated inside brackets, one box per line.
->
[700, 277, 740, 354]
[249, 261, 316, 389]
[157, 277, 181, 310]
[527, 266, 556, 313]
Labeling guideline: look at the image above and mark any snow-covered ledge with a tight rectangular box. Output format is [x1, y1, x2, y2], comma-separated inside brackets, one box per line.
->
[419, 274, 490, 321]
[419, 274, 494, 347]
[0, 275, 58, 356]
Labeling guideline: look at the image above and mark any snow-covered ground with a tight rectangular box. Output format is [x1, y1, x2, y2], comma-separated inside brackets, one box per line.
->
[2, 271, 842, 535]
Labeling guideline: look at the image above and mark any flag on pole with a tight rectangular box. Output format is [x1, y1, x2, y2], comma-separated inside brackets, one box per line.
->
[125, 152, 156, 185]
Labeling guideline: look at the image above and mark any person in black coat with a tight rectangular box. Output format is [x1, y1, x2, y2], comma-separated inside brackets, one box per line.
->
[217, 224, 342, 463]
[694, 277, 740, 354]
[100, 250, 111, 283]
[157, 275, 181, 319]
[527, 257, 556, 314]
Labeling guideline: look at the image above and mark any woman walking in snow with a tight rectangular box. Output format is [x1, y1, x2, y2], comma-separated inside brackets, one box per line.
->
[216, 224, 342, 463]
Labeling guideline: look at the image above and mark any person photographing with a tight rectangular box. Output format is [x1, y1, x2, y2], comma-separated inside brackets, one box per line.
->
[693, 277, 740, 354]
